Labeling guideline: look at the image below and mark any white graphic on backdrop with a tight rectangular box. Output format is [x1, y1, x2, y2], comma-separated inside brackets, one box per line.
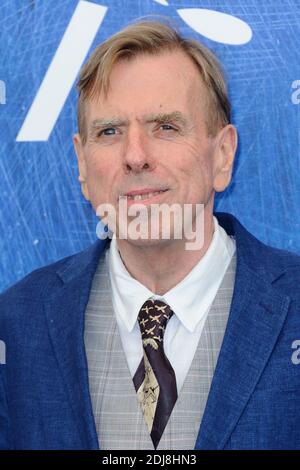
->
[177, 9, 252, 45]
[16, 1, 252, 142]
[16, 1, 107, 142]
[0, 80, 6, 105]
[291, 80, 300, 105]
[152, 1, 252, 45]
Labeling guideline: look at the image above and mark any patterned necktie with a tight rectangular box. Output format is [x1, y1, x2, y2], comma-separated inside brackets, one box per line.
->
[133, 298, 178, 449]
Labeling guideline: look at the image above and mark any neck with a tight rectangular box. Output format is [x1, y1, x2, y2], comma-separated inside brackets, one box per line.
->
[116, 215, 215, 295]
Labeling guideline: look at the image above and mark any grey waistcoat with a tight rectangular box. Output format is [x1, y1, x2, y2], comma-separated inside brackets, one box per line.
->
[84, 248, 236, 450]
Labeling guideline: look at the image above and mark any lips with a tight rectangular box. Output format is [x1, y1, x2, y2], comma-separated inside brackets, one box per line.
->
[126, 190, 166, 201]
[120, 187, 168, 197]
[119, 188, 169, 204]
[126, 187, 167, 195]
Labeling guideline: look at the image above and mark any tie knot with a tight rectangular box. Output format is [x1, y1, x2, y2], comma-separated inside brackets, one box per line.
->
[137, 298, 174, 345]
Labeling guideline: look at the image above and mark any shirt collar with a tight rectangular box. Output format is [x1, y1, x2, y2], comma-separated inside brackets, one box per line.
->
[108, 216, 236, 333]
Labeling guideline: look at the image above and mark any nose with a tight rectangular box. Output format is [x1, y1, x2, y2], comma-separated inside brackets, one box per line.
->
[123, 127, 155, 174]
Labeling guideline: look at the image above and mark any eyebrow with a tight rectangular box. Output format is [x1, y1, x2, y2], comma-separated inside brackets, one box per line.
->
[89, 111, 188, 133]
[90, 117, 129, 131]
[143, 111, 188, 126]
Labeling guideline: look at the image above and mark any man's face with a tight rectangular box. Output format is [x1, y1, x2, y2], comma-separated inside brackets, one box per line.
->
[74, 49, 237, 243]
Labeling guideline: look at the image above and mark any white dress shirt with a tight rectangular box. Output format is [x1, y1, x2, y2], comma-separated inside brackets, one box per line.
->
[108, 216, 236, 393]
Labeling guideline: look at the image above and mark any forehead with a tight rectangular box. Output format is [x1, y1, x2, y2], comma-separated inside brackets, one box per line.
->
[85, 50, 206, 120]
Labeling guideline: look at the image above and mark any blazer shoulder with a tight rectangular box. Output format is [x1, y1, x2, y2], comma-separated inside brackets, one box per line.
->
[218, 212, 300, 272]
[216, 212, 300, 294]
[245, 236, 300, 301]
[0, 239, 105, 314]
[262, 242, 300, 269]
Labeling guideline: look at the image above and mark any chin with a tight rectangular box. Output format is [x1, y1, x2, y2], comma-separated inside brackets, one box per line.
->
[124, 237, 175, 249]
[115, 217, 184, 247]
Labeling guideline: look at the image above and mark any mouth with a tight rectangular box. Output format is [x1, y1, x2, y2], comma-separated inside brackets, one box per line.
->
[119, 188, 169, 205]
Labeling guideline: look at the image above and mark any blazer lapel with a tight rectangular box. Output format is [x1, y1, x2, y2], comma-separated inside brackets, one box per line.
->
[194, 257, 291, 449]
[44, 239, 108, 449]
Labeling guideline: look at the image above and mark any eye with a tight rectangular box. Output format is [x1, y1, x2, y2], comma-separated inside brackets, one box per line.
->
[98, 127, 117, 137]
[159, 123, 177, 131]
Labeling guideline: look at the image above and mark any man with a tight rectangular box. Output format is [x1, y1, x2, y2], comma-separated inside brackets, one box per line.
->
[0, 20, 300, 450]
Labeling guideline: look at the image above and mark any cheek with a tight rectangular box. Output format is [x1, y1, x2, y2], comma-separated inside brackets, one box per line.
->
[86, 148, 114, 185]
[176, 149, 215, 202]
[190, 143, 215, 183]
[85, 154, 113, 205]
[174, 141, 214, 184]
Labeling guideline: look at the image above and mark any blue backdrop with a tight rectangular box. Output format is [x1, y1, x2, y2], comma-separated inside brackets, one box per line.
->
[1, 0, 300, 293]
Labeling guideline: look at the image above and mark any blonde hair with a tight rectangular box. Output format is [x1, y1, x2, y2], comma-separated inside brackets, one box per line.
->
[77, 19, 231, 143]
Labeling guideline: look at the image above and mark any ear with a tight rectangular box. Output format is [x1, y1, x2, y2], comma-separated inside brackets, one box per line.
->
[73, 133, 90, 201]
[213, 124, 238, 192]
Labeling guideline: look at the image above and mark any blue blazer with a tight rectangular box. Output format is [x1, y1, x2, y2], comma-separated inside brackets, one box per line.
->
[0, 212, 300, 450]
